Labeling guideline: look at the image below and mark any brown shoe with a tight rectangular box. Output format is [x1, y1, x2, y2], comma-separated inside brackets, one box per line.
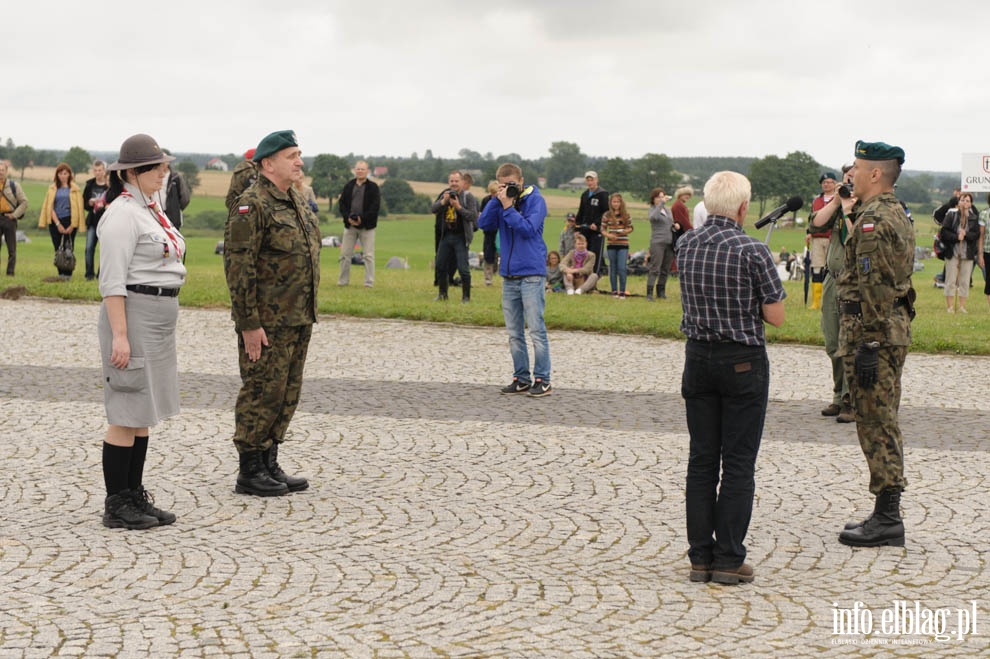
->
[836, 405, 855, 423]
[821, 403, 841, 417]
[689, 564, 712, 583]
[712, 563, 755, 585]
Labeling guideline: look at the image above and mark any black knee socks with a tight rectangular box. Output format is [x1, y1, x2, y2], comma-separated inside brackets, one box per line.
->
[102, 443, 132, 495]
[102, 435, 149, 495]
[129, 435, 149, 490]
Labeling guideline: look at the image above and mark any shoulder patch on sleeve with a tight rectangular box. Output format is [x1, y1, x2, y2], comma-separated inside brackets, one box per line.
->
[238, 205, 250, 214]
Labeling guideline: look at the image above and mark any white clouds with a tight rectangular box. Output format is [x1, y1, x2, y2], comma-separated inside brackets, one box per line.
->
[4, 0, 990, 170]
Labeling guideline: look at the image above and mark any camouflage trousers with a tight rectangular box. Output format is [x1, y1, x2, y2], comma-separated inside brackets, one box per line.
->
[233, 324, 313, 453]
[841, 345, 908, 495]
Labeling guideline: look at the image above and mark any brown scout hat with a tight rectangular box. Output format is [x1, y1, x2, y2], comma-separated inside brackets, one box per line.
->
[107, 134, 175, 171]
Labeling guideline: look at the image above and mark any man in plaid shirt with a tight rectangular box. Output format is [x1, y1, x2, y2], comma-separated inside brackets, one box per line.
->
[677, 171, 786, 585]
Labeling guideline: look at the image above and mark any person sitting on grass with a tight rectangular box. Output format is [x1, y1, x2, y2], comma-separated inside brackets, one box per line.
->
[561, 233, 599, 295]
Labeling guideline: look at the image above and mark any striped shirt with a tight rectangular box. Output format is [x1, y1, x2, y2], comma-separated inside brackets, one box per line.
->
[601, 212, 633, 247]
[677, 214, 785, 346]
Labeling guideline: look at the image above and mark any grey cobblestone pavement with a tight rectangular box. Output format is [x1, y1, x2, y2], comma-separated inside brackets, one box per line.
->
[0, 298, 987, 657]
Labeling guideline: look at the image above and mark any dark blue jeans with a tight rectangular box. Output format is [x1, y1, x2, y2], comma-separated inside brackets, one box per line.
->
[85, 224, 99, 279]
[607, 246, 628, 292]
[681, 340, 769, 569]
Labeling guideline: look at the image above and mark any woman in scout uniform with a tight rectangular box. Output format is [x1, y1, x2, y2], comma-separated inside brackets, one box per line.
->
[96, 134, 187, 530]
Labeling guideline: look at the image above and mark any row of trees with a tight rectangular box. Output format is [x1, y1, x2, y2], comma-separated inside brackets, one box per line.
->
[0, 137, 201, 189]
[3, 136, 962, 212]
[303, 141, 961, 210]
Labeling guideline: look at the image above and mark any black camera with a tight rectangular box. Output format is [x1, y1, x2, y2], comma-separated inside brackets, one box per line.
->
[504, 182, 521, 199]
[838, 183, 854, 199]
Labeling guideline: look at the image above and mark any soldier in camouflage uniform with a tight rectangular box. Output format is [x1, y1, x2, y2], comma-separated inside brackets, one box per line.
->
[835, 140, 914, 548]
[224, 131, 321, 497]
[224, 148, 259, 213]
[808, 164, 855, 424]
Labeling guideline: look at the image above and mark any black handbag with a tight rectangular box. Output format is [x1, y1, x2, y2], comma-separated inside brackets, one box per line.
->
[54, 235, 76, 274]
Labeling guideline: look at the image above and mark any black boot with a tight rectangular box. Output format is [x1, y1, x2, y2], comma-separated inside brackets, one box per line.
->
[657, 284, 666, 299]
[264, 443, 309, 492]
[434, 280, 448, 302]
[103, 491, 158, 530]
[132, 486, 176, 525]
[461, 275, 471, 303]
[838, 490, 904, 547]
[235, 451, 289, 496]
[843, 482, 890, 530]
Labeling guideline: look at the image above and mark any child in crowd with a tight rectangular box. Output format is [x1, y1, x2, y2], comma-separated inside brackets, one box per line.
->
[601, 192, 634, 297]
[546, 251, 563, 292]
[561, 233, 599, 294]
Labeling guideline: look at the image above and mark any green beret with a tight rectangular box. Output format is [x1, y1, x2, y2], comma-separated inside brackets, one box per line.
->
[854, 140, 905, 165]
[253, 130, 298, 162]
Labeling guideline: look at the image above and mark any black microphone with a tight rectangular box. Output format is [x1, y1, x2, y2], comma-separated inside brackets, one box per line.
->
[754, 196, 804, 229]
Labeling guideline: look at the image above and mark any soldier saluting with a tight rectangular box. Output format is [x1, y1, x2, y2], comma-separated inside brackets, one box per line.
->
[836, 140, 915, 548]
[224, 130, 321, 497]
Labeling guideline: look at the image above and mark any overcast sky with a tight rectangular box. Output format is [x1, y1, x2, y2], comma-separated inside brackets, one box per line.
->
[5, 0, 987, 172]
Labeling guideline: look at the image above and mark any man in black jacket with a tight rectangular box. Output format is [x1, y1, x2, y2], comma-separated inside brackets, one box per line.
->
[431, 170, 478, 302]
[337, 160, 381, 287]
[575, 171, 608, 279]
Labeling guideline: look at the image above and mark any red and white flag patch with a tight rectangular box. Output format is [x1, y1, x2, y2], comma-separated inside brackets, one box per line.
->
[861, 223, 875, 232]
[238, 205, 250, 214]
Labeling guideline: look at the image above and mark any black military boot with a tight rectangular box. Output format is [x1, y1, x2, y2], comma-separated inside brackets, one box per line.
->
[843, 513, 871, 531]
[461, 274, 471, 303]
[103, 491, 158, 530]
[657, 284, 666, 299]
[838, 490, 904, 547]
[235, 451, 289, 496]
[132, 486, 176, 525]
[263, 443, 309, 492]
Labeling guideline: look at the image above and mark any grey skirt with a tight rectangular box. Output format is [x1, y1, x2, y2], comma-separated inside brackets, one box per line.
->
[98, 294, 180, 427]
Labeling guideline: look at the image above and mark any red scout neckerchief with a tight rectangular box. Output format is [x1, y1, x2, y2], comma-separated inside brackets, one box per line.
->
[121, 190, 183, 260]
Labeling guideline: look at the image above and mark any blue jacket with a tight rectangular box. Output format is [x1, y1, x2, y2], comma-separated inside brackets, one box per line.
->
[477, 185, 547, 277]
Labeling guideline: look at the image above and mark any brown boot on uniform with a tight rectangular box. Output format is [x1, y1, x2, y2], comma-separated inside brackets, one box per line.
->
[821, 403, 841, 416]
[836, 403, 855, 423]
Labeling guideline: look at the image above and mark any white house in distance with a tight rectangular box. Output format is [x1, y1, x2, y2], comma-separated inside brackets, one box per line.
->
[558, 176, 587, 191]
[205, 157, 229, 172]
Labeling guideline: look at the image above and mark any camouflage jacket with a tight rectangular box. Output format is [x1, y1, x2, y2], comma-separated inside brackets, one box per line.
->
[835, 191, 914, 355]
[225, 160, 259, 212]
[224, 175, 321, 331]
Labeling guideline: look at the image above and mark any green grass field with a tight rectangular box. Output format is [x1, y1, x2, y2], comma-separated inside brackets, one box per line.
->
[6, 180, 983, 355]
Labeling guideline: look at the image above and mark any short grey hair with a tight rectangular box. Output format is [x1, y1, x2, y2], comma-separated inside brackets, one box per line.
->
[702, 171, 751, 217]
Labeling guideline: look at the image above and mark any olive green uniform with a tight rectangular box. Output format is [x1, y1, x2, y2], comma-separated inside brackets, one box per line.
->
[225, 160, 259, 212]
[224, 174, 321, 453]
[819, 210, 848, 407]
[836, 192, 914, 495]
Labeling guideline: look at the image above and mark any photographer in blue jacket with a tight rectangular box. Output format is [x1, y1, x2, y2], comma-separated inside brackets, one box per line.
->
[477, 163, 552, 397]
